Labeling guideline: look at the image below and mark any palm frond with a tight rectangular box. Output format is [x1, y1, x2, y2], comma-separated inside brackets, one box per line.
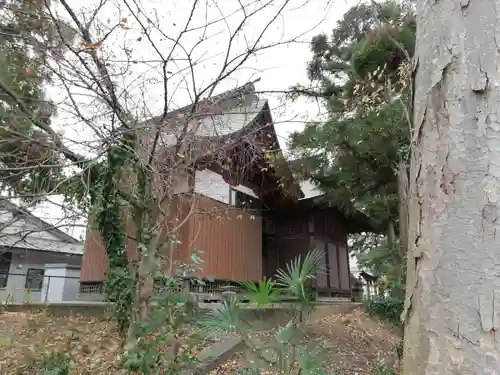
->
[275, 248, 323, 301]
[238, 277, 280, 307]
[198, 297, 244, 335]
[297, 344, 327, 375]
[274, 319, 296, 345]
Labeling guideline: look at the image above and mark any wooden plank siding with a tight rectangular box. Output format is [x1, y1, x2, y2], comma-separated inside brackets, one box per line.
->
[312, 210, 351, 292]
[262, 207, 352, 295]
[80, 226, 107, 282]
[80, 194, 262, 282]
[187, 196, 262, 281]
[80, 213, 143, 281]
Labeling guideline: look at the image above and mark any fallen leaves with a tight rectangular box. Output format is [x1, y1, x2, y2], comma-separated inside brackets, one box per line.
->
[0, 305, 401, 375]
[0, 311, 121, 375]
[306, 306, 401, 374]
[207, 354, 241, 375]
[209, 305, 401, 375]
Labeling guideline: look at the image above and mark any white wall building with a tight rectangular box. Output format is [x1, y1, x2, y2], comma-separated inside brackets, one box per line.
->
[0, 199, 83, 303]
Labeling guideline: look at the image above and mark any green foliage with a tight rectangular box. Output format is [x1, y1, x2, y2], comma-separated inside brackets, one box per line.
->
[352, 21, 415, 77]
[38, 351, 71, 375]
[198, 297, 247, 336]
[290, 0, 416, 297]
[58, 131, 137, 341]
[373, 361, 397, 375]
[0, 0, 74, 196]
[238, 277, 280, 307]
[93, 136, 138, 338]
[293, 1, 415, 204]
[304, 0, 414, 99]
[275, 248, 323, 307]
[104, 266, 135, 337]
[60, 161, 105, 213]
[200, 249, 325, 375]
[296, 344, 328, 375]
[120, 276, 202, 374]
[357, 239, 406, 297]
[364, 296, 403, 326]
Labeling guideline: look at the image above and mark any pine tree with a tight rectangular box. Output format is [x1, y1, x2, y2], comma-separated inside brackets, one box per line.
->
[289, 0, 415, 295]
[0, 0, 73, 196]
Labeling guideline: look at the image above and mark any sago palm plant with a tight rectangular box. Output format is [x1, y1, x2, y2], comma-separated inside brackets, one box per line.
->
[275, 248, 323, 321]
[238, 277, 281, 308]
[199, 248, 326, 375]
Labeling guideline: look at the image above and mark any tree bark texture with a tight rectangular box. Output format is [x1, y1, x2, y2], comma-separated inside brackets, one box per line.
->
[398, 160, 409, 262]
[403, 1, 500, 374]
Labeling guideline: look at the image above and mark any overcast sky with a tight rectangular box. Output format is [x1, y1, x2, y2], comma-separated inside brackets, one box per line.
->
[26, 0, 361, 239]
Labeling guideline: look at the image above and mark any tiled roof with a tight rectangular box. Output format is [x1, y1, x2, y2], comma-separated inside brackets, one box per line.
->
[0, 199, 82, 243]
[161, 98, 268, 146]
[0, 199, 83, 255]
[0, 235, 83, 255]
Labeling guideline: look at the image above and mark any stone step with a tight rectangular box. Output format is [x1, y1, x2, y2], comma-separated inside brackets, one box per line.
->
[179, 335, 244, 375]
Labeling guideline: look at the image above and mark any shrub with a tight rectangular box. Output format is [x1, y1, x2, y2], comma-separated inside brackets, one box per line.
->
[364, 296, 403, 326]
[373, 361, 397, 375]
[199, 249, 327, 375]
[120, 277, 202, 374]
[39, 351, 71, 375]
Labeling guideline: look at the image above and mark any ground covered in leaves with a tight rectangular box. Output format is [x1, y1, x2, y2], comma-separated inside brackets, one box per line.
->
[307, 305, 402, 374]
[210, 305, 402, 375]
[0, 310, 121, 374]
[0, 305, 401, 375]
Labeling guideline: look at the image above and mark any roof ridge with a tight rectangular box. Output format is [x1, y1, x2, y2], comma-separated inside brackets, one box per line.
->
[0, 198, 81, 244]
[146, 80, 261, 125]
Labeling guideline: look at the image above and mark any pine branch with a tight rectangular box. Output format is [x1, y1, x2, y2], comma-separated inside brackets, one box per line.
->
[0, 76, 89, 165]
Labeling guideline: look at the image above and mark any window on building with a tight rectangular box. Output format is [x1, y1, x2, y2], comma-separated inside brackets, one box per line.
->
[0, 252, 12, 289]
[233, 189, 261, 211]
[25, 268, 44, 290]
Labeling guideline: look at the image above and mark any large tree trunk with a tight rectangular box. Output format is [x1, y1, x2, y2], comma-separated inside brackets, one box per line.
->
[403, 1, 500, 374]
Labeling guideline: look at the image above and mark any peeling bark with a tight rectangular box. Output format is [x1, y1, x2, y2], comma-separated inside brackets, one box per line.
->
[398, 161, 409, 258]
[403, 1, 500, 374]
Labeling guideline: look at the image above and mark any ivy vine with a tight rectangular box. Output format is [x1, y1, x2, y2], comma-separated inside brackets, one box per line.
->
[61, 132, 160, 340]
[97, 134, 137, 338]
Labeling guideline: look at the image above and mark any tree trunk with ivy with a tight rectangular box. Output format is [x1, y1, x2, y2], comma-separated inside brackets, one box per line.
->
[96, 141, 135, 339]
[403, 1, 500, 373]
[131, 161, 156, 322]
[95, 133, 159, 342]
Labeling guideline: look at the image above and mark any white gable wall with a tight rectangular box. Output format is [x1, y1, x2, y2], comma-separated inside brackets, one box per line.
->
[0, 210, 65, 242]
[194, 169, 231, 204]
[193, 169, 259, 205]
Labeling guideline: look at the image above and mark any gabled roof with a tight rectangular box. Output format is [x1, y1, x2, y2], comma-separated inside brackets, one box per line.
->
[271, 195, 380, 234]
[287, 158, 382, 233]
[142, 81, 303, 198]
[0, 198, 84, 255]
[145, 80, 267, 144]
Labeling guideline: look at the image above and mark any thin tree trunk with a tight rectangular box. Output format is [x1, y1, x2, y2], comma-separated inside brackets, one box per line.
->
[394, 161, 409, 300]
[398, 160, 409, 262]
[403, 1, 500, 374]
